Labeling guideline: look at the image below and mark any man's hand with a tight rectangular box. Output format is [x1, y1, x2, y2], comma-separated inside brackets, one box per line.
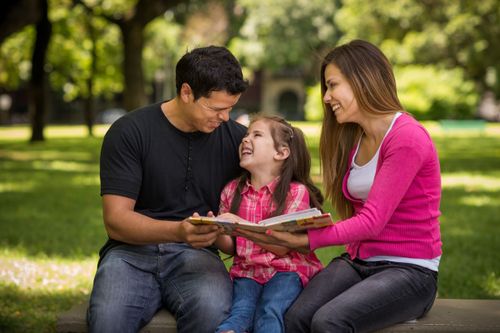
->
[177, 220, 221, 248]
[178, 211, 222, 248]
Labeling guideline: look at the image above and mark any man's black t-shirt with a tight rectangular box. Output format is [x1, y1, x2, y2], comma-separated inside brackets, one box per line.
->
[99, 102, 246, 256]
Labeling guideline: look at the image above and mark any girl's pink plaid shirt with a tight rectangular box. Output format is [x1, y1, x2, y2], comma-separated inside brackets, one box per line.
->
[219, 178, 323, 286]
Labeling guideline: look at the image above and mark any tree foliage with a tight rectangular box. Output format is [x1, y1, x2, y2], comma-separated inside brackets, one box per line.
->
[230, 0, 341, 79]
[337, 0, 500, 97]
[1, 0, 499, 128]
[73, 0, 188, 111]
[49, 0, 123, 102]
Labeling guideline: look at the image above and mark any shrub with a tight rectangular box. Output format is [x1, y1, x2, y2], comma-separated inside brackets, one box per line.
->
[395, 65, 478, 120]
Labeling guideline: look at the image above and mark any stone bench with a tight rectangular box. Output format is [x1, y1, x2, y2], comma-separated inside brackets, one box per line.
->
[56, 302, 176, 333]
[56, 299, 500, 332]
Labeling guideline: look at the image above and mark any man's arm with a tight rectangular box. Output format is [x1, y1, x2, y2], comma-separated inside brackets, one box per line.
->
[102, 194, 221, 248]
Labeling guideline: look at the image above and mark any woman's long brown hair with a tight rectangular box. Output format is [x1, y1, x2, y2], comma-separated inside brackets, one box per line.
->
[230, 115, 323, 217]
[319, 40, 404, 219]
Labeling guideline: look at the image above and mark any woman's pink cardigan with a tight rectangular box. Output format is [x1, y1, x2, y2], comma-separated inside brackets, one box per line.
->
[309, 113, 442, 260]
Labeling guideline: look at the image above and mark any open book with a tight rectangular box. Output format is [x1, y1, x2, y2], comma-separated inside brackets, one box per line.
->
[188, 208, 334, 234]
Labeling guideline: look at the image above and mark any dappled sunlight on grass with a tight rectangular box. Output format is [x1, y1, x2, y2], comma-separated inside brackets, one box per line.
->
[0, 150, 93, 162]
[0, 123, 499, 331]
[31, 160, 98, 172]
[0, 134, 107, 260]
[442, 173, 500, 191]
[0, 250, 96, 332]
[0, 181, 35, 193]
[0, 255, 96, 293]
[459, 195, 498, 207]
[0, 283, 90, 332]
[0, 124, 110, 141]
[438, 184, 499, 298]
[70, 175, 100, 186]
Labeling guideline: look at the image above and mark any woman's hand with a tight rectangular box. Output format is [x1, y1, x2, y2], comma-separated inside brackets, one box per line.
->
[234, 229, 311, 253]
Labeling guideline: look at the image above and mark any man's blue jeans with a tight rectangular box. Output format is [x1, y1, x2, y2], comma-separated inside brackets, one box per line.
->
[87, 243, 232, 333]
[216, 272, 302, 333]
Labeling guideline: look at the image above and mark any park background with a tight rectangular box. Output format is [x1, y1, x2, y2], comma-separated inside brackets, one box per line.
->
[1, 0, 499, 331]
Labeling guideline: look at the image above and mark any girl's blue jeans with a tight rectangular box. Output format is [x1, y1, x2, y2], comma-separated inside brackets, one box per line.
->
[87, 243, 232, 333]
[216, 272, 303, 333]
[285, 253, 438, 333]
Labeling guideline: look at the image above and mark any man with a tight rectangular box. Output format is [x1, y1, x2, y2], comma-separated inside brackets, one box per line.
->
[87, 46, 248, 333]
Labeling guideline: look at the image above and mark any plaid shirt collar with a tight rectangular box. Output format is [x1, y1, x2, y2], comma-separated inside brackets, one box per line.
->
[241, 176, 280, 195]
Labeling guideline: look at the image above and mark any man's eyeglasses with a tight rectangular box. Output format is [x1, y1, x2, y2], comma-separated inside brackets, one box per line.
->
[195, 99, 233, 113]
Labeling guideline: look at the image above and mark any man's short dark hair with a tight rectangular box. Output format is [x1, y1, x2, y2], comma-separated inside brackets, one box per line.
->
[175, 46, 249, 100]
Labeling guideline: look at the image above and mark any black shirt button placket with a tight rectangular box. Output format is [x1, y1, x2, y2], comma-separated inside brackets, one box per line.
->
[185, 140, 193, 192]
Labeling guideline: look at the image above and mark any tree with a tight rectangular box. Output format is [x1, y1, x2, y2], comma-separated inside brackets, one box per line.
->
[76, 0, 186, 112]
[49, 2, 123, 137]
[30, 0, 52, 141]
[229, 0, 342, 82]
[0, 0, 51, 142]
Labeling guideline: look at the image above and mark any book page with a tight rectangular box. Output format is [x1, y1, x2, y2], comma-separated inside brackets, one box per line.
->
[260, 208, 322, 226]
[188, 208, 333, 234]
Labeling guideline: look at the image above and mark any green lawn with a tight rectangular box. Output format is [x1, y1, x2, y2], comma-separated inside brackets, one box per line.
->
[1, 122, 499, 331]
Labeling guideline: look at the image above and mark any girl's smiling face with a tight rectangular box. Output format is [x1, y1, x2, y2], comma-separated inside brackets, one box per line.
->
[239, 119, 281, 173]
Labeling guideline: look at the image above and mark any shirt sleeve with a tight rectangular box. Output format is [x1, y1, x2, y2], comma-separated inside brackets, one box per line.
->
[308, 125, 433, 250]
[100, 117, 143, 200]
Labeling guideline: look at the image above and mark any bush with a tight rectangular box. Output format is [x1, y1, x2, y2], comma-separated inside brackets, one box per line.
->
[395, 65, 478, 120]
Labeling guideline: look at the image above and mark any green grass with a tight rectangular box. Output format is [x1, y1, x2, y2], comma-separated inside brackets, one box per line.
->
[1, 122, 499, 331]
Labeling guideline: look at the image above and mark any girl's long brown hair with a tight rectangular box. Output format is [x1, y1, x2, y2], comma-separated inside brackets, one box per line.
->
[230, 115, 323, 217]
[320, 40, 404, 219]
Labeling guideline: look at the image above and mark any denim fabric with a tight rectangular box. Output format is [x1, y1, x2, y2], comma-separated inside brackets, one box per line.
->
[285, 254, 438, 333]
[87, 243, 232, 333]
[216, 272, 302, 333]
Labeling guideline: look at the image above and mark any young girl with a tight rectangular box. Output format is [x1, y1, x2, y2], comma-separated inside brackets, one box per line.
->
[214, 115, 324, 333]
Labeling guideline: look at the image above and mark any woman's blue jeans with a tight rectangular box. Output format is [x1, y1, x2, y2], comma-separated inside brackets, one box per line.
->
[216, 272, 302, 333]
[285, 253, 438, 333]
[87, 243, 232, 333]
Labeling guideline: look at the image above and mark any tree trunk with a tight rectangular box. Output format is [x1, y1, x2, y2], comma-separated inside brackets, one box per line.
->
[84, 16, 97, 137]
[84, 73, 95, 137]
[75, 0, 185, 112]
[121, 22, 147, 112]
[29, 0, 51, 142]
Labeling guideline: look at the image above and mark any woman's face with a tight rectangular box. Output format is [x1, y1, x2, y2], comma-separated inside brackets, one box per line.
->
[323, 64, 361, 124]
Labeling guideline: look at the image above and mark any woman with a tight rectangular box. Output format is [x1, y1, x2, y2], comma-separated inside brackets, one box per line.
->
[235, 40, 442, 332]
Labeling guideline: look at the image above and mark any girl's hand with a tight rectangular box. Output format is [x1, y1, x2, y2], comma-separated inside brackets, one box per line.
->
[234, 229, 310, 253]
[217, 212, 247, 224]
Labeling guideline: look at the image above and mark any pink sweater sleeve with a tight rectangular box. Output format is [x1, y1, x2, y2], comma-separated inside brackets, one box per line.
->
[308, 124, 433, 250]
